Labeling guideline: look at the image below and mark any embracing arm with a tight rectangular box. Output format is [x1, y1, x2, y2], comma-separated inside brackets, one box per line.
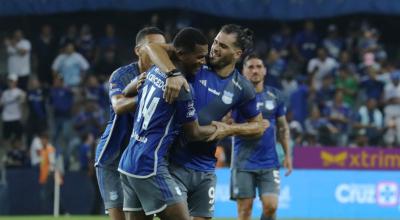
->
[182, 120, 217, 142]
[111, 94, 137, 115]
[140, 43, 189, 103]
[211, 113, 269, 140]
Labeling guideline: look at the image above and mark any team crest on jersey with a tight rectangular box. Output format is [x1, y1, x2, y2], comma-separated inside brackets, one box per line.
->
[222, 90, 234, 104]
[265, 100, 275, 110]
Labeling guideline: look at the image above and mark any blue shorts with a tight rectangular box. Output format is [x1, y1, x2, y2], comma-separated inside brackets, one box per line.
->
[96, 166, 123, 210]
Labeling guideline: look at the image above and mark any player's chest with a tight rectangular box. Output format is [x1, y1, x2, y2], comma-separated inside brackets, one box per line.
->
[192, 77, 240, 109]
[257, 94, 278, 119]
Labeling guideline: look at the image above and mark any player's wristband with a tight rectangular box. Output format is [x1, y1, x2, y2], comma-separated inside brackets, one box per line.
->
[166, 69, 182, 78]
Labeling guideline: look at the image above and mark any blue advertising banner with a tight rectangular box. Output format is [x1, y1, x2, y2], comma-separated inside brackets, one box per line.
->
[214, 168, 400, 219]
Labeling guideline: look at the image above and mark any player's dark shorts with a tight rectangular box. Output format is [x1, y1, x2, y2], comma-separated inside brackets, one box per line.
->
[230, 168, 280, 200]
[120, 167, 185, 216]
[96, 166, 124, 210]
[169, 163, 216, 218]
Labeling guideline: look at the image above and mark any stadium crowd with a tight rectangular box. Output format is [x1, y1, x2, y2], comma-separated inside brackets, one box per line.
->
[0, 17, 399, 172]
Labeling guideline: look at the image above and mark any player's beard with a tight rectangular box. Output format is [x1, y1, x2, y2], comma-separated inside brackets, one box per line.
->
[209, 53, 234, 70]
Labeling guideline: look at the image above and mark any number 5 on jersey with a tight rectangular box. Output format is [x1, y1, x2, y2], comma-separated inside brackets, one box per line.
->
[136, 85, 160, 130]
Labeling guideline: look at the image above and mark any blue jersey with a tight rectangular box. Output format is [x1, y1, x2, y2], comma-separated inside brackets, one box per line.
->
[95, 63, 139, 168]
[118, 66, 197, 178]
[171, 66, 259, 172]
[232, 86, 286, 170]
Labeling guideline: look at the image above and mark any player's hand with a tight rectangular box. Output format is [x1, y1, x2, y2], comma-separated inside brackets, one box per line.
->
[165, 75, 189, 104]
[283, 155, 293, 176]
[207, 121, 232, 141]
[221, 111, 234, 125]
[137, 72, 147, 91]
[262, 119, 270, 129]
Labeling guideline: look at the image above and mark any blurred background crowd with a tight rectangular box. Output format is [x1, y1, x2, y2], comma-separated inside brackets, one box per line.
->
[0, 11, 400, 172]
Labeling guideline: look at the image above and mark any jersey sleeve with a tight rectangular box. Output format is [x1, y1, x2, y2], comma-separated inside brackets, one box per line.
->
[175, 88, 197, 124]
[108, 69, 125, 98]
[276, 90, 287, 118]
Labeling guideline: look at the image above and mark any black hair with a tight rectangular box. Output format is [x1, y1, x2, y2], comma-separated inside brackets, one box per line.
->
[172, 27, 208, 53]
[135, 26, 165, 45]
[220, 24, 253, 52]
[243, 53, 263, 66]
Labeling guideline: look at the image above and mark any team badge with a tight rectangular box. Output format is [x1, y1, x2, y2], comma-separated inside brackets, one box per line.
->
[265, 100, 275, 110]
[109, 191, 118, 201]
[222, 91, 234, 104]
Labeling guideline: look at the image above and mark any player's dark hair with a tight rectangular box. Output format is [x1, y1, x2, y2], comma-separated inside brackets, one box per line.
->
[173, 27, 208, 53]
[220, 24, 253, 53]
[135, 27, 165, 45]
[243, 53, 264, 66]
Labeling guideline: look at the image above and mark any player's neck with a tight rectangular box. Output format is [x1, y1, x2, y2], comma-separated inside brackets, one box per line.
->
[255, 82, 264, 93]
[215, 62, 235, 78]
[138, 60, 146, 73]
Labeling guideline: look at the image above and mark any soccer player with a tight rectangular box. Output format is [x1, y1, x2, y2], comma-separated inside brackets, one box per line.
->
[135, 24, 268, 220]
[118, 27, 229, 220]
[231, 54, 292, 220]
[94, 27, 166, 220]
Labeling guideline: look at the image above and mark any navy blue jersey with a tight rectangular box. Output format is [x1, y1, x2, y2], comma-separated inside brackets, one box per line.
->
[94, 63, 139, 168]
[118, 66, 197, 178]
[232, 86, 286, 170]
[171, 65, 259, 172]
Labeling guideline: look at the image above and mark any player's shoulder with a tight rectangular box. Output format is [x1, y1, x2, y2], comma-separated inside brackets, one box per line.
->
[109, 62, 139, 81]
[232, 70, 253, 92]
[265, 86, 285, 102]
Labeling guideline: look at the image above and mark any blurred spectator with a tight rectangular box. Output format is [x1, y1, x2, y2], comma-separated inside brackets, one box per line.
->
[6, 137, 29, 168]
[93, 48, 121, 83]
[292, 20, 319, 67]
[335, 66, 358, 106]
[265, 49, 287, 78]
[97, 24, 119, 53]
[73, 100, 105, 139]
[316, 75, 335, 112]
[83, 75, 108, 110]
[49, 76, 74, 151]
[0, 74, 26, 147]
[37, 132, 56, 213]
[354, 98, 384, 146]
[59, 24, 78, 47]
[79, 133, 95, 171]
[77, 24, 96, 63]
[307, 47, 338, 90]
[4, 29, 32, 90]
[324, 91, 353, 146]
[360, 66, 384, 102]
[270, 24, 292, 58]
[289, 76, 309, 125]
[338, 50, 357, 74]
[51, 42, 90, 88]
[26, 77, 48, 145]
[34, 25, 57, 87]
[322, 24, 344, 59]
[383, 71, 400, 146]
[304, 105, 338, 146]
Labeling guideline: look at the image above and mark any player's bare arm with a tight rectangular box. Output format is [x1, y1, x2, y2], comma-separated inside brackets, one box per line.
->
[111, 94, 137, 115]
[183, 119, 232, 142]
[277, 116, 293, 176]
[140, 43, 190, 104]
[212, 113, 269, 139]
[123, 74, 141, 97]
